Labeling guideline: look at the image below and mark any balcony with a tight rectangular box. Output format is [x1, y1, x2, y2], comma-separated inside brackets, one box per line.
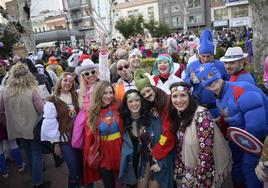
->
[225, 0, 248, 7]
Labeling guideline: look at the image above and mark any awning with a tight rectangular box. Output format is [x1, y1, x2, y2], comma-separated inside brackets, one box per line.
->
[36, 41, 56, 48]
[34, 29, 85, 43]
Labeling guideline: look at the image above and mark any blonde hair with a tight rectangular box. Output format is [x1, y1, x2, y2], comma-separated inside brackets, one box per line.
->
[78, 75, 86, 108]
[54, 72, 77, 97]
[88, 80, 115, 131]
[78, 69, 100, 108]
[5, 63, 38, 97]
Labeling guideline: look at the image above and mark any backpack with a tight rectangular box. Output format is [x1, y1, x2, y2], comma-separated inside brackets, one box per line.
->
[33, 113, 54, 154]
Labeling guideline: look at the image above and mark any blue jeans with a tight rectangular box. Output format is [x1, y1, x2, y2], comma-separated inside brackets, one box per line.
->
[230, 142, 263, 188]
[21, 139, 43, 185]
[60, 143, 83, 188]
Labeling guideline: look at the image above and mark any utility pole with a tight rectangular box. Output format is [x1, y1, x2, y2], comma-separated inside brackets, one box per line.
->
[62, 0, 72, 45]
[183, 0, 188, 34]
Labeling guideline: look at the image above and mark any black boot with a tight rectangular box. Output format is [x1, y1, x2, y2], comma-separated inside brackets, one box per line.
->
[33, 181, 52, 188]
[53, 153, 64, 168]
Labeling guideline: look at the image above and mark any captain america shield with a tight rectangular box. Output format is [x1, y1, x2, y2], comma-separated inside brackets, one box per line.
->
[227, 127, 263, 156]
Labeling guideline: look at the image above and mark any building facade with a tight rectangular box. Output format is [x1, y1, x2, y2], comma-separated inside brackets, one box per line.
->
[211, 0, 252, 29]
[158, 0, 211, 33]
[62, 0, 94, 38]
[112, 0, 159, 38]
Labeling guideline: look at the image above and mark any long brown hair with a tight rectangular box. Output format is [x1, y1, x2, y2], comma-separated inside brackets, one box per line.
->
[53, 72, 77, 97]
[88, 80, 116, 131]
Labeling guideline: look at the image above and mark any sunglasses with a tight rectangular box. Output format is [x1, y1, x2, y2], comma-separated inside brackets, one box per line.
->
[117, 64, 130, 71]
[82, 69, 96, 77]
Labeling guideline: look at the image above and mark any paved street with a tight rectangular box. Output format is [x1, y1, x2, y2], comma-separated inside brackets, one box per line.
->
[0, 151, 104, 188]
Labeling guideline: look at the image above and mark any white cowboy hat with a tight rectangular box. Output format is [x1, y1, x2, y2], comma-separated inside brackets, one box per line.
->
[220, 47, 248, 62]
[75, 59, 98, 76]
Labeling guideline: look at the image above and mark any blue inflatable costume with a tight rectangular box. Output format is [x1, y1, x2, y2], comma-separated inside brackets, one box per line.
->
[195, 63, 268, 188]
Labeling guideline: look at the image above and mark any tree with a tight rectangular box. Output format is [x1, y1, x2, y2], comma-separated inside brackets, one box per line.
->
[0, 0, 36, 54]
[248, 0, 268, 80]
[115, 14, 144, 39]
[144, 18, 172, 38]
[0, 23, 20, 58]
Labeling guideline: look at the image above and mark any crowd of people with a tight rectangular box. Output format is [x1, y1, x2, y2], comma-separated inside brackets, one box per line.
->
[0, 27, 267, 188]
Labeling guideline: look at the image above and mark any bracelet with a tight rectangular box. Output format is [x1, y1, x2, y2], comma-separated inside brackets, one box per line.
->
[147, 143, 152, 152]
[100, 49, 108, 55]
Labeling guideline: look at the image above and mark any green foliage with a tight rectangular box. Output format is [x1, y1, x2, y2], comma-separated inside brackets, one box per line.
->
[116, 16, 172, 39]
[154, 21, 172, 38]
[214, 47, 226, 60]
[141, 57, 156, 73]
[235, 41, 246, 51]
[144, 18, 172, 38]
[0, 23, 20, 58]
[115, 14, 144, 39]
[246, 63, 262, 84]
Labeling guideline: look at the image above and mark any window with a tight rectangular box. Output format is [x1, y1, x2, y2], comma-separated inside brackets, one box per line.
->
[172, 16, 182, 27]
[189, 14, 202, 24]
[133, 9, 139, 16]
[148, 7, 154, 19]
[231, 5, 248, 18]
[128, 9, 139, 17]
[188, 0, 201, 8]
[214, 8, 228, 20]
[164, 17, 170, 25]
[67, 0, 81, 7]
[171, 3, 180, 13]
[163, 4, 168, 15]
[211, 0, 224, 3]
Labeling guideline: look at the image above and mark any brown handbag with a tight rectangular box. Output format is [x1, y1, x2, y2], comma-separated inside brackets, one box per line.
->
[87, 130, 104, 168]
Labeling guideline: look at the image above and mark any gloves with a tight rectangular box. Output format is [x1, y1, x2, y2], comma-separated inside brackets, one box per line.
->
[140, 129, 152, 153]
[140, 129, 151, 146]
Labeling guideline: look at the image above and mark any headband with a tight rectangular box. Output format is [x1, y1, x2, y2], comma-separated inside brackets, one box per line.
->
[127, 92, 140, 100]
[170, 86, 190, 94]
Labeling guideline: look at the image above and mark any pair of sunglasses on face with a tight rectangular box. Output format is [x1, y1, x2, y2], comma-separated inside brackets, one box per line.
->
[82, 69, 96, 77]
[117, 64, 130, 71]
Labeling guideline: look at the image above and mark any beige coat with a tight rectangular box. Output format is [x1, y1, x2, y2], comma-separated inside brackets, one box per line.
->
[4, 89, 39, 140]
[181, 106, 232, 188]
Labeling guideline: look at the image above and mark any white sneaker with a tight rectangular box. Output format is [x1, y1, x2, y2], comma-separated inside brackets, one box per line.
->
[18, 162, 26, 172]
[2, 172, 8, 178]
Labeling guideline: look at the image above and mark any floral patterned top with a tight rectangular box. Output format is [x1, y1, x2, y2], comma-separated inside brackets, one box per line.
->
[174, 107, 215, 188]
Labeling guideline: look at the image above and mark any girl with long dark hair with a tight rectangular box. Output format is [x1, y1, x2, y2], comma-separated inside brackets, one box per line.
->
[169, 82, 232, 188]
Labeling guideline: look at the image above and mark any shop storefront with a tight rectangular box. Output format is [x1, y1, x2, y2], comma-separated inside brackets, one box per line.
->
[229, 17, 251, 27]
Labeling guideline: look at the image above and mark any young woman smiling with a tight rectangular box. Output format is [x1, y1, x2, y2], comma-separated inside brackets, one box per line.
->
[119, 89, 174, 188]
[42, 72, 82, 188]
[169, 82, 232, 188]
[84, 80, 123, 188]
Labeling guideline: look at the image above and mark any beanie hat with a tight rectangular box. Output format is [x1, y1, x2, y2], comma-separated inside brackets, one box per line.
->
[152, 53, 174, 75]
[195, 63, 221, 88]
[134, 69, 155, 91]
[199, 29, 215, 55]
[78, 54, 91, 63]
[47, 56, 58, 65]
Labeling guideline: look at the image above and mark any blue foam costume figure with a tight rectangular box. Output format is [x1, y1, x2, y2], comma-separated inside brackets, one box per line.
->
[184, 29, 229, 118]
[195, 63, 268, 188]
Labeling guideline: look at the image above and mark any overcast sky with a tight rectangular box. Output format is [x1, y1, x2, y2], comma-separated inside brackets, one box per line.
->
[31, 0, 63, 16]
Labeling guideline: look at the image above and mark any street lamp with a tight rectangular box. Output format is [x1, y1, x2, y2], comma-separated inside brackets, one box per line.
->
[63, 8, 72, 46]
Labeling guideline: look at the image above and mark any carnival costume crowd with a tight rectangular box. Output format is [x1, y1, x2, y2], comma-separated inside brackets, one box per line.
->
[0, 27, 268, 188]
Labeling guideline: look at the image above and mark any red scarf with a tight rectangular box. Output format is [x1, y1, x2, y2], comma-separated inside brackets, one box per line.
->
[229, 69, 248, 82]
